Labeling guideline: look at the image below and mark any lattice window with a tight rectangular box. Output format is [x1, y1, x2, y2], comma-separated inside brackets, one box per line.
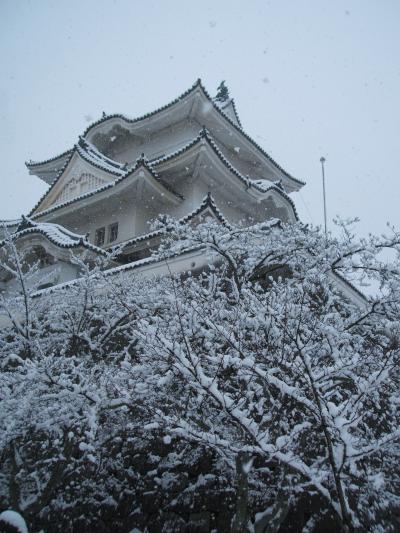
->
[53, 173, 106, 205]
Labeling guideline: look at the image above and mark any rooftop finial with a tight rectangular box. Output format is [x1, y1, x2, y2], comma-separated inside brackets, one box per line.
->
[200, 126, 208, 138]
[215, 81, 229, 103]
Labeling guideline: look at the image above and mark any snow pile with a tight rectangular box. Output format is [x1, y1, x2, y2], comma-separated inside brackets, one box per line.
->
[0, 511, 28, 533]
[252, 179, 285, 193]
[77, 138, 126, 175]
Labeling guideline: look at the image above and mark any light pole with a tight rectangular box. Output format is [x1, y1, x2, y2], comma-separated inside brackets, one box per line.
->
[320, 156, 327, 236]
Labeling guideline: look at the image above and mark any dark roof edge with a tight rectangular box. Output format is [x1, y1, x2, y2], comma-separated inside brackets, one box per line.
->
[112, 193, 232, 252]
[26, 148, 73, 169]
[80, 79, 304, 187]
[0, 223, 107, 256]
[332, 270, 369, 303]
[28, 150, 76, 217]
[82, 79, 203, 137]
[28, 144, 132, 218]
[230, 98, 242, 128]
[199, 82, 305, 186]
[151, 128, 299, 221]
[30, 157, 182, 220]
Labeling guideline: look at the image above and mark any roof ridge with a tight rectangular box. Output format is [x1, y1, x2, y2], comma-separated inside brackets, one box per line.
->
[197, 81, 305, 186]
[26, 80, 304, 188]
[0, 218, 22, 228]
[212, 96, 242, 128]
[149, 127, 298, 220]
[77, 137, 126, 171]
[26, 147, 73, 169]
[82, 78, 203, 138]
[113, 194, 232, 252]
[81, 78, 303, 186]
[180, 193, 232, 228]
[201, 129, 299, 218]
[75, 140, 125, 176]
[30, 154, 183, 219]
[0, 220, 106, 255]
[28, 142, 130, 217]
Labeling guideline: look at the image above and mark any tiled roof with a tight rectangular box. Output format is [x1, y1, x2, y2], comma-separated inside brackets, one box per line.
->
[29, 127, 297, 221]
[113, 193, 232, 253]
[0, 216, 106, 255]
[27, 138, 129, 217]
[0, 219, 22, 228]
[213, 97, 242, 128]
[76, 137, 126, 174]
[82, 79, 204, 137]
[29, 155, 183, 219]
[150, 128, 299, 220]
[32, 217, 283, 297]
[80, 79, 304, 187]
[25, 148, 73, 169]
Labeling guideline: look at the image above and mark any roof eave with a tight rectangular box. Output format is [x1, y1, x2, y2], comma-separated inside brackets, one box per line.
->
[31, 162, 182, 220]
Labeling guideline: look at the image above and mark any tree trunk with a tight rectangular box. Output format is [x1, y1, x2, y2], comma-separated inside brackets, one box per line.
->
[231, 453, 250, 533]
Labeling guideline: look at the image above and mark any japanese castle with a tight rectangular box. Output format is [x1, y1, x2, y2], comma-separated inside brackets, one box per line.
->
[2, 80, 363, 304]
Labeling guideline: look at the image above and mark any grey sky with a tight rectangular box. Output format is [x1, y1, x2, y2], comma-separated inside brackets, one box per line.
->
[1, 0, 399, 236]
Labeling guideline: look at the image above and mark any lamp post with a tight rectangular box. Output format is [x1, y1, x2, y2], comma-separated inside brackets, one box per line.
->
[320, 156, 327, 237]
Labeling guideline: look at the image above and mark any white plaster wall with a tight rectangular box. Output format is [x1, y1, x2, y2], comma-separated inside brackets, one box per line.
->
[52, 195, 175, 246]
[66, 203, 136, 246]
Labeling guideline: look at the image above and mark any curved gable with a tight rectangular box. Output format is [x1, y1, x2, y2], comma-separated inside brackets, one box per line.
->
[82, 80, 304, 191]
[150, 130, 298, 223]
[31, 149, 119, 215]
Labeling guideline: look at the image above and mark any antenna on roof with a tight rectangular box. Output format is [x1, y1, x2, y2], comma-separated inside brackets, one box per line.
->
[320, 156, 327, 236]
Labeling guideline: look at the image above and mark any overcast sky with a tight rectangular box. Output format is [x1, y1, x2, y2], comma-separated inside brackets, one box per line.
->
[1, 0, 399, 236]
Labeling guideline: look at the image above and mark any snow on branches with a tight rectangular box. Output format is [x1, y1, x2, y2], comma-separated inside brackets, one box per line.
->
[1, 218, 399, 531]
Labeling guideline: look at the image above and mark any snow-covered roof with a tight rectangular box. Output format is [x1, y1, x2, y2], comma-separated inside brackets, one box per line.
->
[29, 125, 298, 222]
[82, 79, 210, 137]
[29, 150, 183, 218]
[31, 216, 284, 298]
[26, 147, 73, 169]
[0, 216, 107, 255]
[82, 79, 304, 188]
[25, 148, 72, 170]
[25, 137, 126, 187]
[76, 137, 126, 175]
[115, 193, 233, 253]
[213, 96, 242, 128]
[0, 218, 22, 228]
[180, 192, 232, 227]
[0, 510, 28, 533]
[252, 179, 286, 193]
[27, 79, 305, 190]
[25, 148, 75, 185]
[150, 128, 299, 220]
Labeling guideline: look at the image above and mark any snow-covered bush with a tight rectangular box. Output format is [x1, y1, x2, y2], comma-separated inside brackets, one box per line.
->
[1, 219, 399, 532]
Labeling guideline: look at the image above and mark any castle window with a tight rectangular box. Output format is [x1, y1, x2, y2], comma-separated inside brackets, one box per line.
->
[95, 227, 105, 246]
[108, 222, 119, 243]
